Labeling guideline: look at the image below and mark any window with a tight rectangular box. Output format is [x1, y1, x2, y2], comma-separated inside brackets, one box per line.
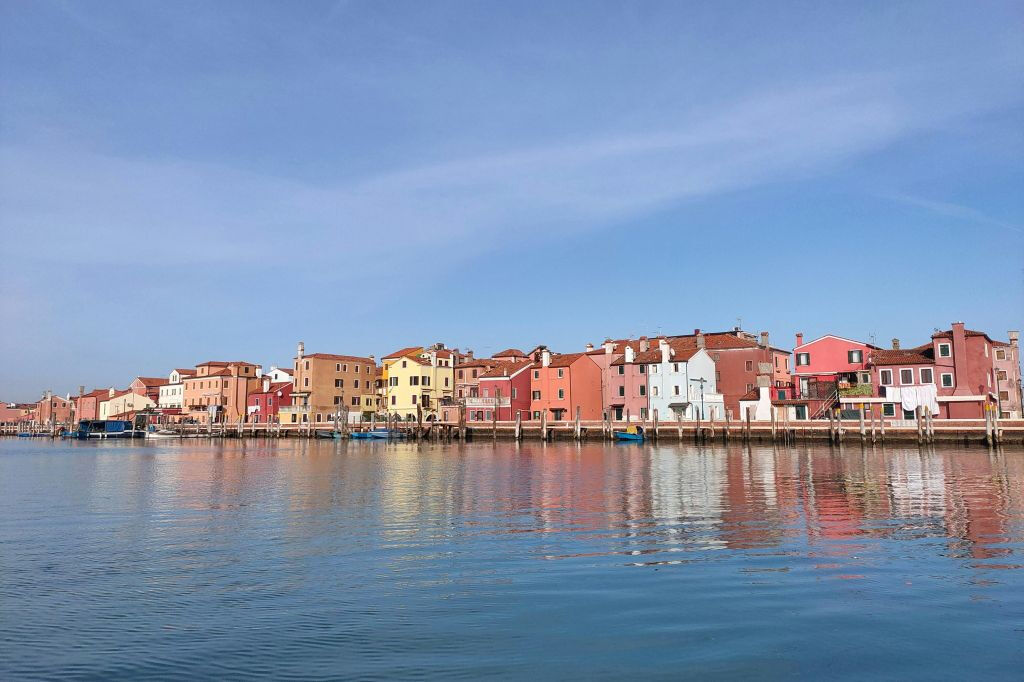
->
[618, 386, 625, 397]
[859, 371, 871, 384]
[391, 395, 396, 405]
[672, 363, 679, 372]
[652, 386, 659, 396]
[304, 361, 309, 370]
[557, 389, 564, 399]
[617, 366, 624, 375]
[848, 350, 863, 363]
[389, 377, 398, 386]
[996, 370, 1008, 381]
[996, 349, 1006, 361]
[715, 371, 721, 382]
[336, 363, 341, 371]
[903, 408, 915, 420]
[335, 379, 343, 388]
[410, 376, 419, 386]
[304, 378, 309, 387]
[639, 365, 646, 374]
[674, 385, 680, 395]
[639, 385, 646, 396]
[485, 411, 492, 421]
[423, 376, 430, 386]
[532, 390, 541, 400]
[354, 365, 359, 373]
[882, 403, 895, 417]
[354, 379, 360, 388]
[919, 368, 933, 384]
[640, 408, 648, 419]
[352, 397, 360, 406]
[533, 370, 539, 379]
[940, 373, 954, 388]
[402, 360, 407, 368]
[796, 353, 809, 366]
[899, 369, 914, 385]
[938, 343, 951, 358]
[880, 369, 892, 385]
[557, 369, 564, 378]
[458, 389, 464, 398]
[651, 365, 658, 374]
[745, 360, 753, 371]
[444, 377, 449, 387]
[411, 395, 417, 405]
[458, 370, 464, 379]
[511, 388, 517, 399]
[777, 389, 788, 400]
[999, 391, 1010, 402]
[746, 383, 754, 392]
[532, 411, 541, 420]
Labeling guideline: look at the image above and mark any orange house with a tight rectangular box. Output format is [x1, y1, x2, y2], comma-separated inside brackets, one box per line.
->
[182, 361, 262, 423]
[529, 348, 603, 421]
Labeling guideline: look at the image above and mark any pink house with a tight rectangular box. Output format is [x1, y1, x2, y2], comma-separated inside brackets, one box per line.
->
[993, 332, 1021, 418]
[529, 348, 603, 421]
[475, 359, 533, 421]
[607, 342, 651, 421]
[791, 333, 880, 417]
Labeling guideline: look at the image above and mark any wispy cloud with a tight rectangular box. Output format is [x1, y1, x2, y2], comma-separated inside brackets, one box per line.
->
[880, 192, 1023, 235]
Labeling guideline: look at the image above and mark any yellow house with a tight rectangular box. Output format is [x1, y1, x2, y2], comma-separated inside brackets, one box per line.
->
[99, 389, 156, 419]
[381, 344, 456, 421]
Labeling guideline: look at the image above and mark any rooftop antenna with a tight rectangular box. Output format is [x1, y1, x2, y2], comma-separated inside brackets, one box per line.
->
[736, 316, 743, 330]
[868, 332, 877, 346]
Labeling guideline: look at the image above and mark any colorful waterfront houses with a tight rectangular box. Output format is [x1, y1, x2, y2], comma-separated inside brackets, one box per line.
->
[34, 391, 73, 425]
[473, 359, 533, 421]
[246, 375, 293, 424]
[157, 369, 195, 411]
[994, 332, 1021, 418]
[381, 344, 457, 421]
[75, 388, 112, 421]
[606, 340, 652, 421]
[454, 354, 502, 413]
[182, 360, 262, 423]
[102, 388, 156, 419]
[865, 323, 1008, 419]
[280, 342, 375, 425]
[130, 376, 168, 403]
[529, 347, 602, 421]
[790, 333, 881, 418]
[639, 338, 724, 421]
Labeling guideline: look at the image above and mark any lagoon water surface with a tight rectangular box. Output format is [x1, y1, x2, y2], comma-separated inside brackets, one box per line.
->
[1, 439, 1022, 679]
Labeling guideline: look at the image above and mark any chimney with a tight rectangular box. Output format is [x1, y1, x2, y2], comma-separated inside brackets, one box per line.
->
[109, 388, 115, 398]
[624, 345, 635, 364]
[603, 340, 614, 354]
[694, 328, 701, 335]
[795, 333, 804, 347]
[466, 350, 474, 359]
[697, 333, 706, 350]
[297, 341, 305, 359]
[639, 337, 649, 352]
[585, 343, 594, 352]
[659, 339, 671, 364]
[541, 348, 551, 367]
[78, 385, 85, 397]
[1009, 330, 1020, 347]
[759, 331, 770, 348]
[262, 376, 271, 392]
[892, 338, 900, 350]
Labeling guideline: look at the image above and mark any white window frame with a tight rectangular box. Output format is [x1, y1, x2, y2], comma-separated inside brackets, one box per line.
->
[919, 368, 933, 384]
[796, 353, 810, 366]
[899, 368, 915, 385]
[938, 343, 951, 358]
[879, 369, 892, 386]
[940, 373, 954, 388]
[882, 403, 895, 417]
[848, 349, 863, 364]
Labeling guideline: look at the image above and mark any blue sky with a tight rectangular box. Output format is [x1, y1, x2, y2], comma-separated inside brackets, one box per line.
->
[1, 0, 1022, 399]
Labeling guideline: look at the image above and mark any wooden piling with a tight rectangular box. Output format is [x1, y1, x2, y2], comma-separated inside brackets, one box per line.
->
[858, 405, 866, 444]
[515, 410, 522, 441]
[574, 406, 582, 441]
[541, 409, 548, 441]
[652, 409, 659, 442]
[916, 406, 924, 446]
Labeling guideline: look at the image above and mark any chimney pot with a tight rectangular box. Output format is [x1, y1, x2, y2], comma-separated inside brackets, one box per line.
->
[1008, 330, 1019, 346]
[585, 343, 594, 352]
[759, 331, 770, 347]
[297, 341, 305, 358]
[541, 349, 551, 367]
[892, 338, 900, 350]
[795, 333, 804, 347]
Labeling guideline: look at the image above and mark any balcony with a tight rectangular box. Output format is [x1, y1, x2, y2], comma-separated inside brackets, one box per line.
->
[465, 396, 511, 409]
[839, 383, 873, 398]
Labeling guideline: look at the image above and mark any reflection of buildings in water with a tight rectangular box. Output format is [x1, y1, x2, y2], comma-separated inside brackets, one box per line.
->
[720, 447, 792, 549]
[942, 451, 1013, 561]
[887, 449, 947, 520]
[649, 445, 727, 549]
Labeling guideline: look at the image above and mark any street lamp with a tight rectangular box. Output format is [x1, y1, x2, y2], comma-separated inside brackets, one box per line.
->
[689, 378, 707, 420]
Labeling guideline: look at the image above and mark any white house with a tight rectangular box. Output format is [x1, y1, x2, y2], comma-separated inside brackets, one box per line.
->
[645, 338, 725, 421]
[158, 368, 196, 409]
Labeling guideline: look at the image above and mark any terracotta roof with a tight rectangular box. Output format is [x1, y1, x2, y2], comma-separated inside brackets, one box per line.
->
[383, 346, 422, 360]
[304, 353, 374, 362]
[434, 349, 454, 359]
[101, 389, 132, 401]
[931, 328, 992, 341]
[135, 377, 168, 387]
[992, 339, 1010, 347]
[197, 368, 233, 377]
[456, 358, 499, 369]
[174, 368, 197, 375]
[535, 352, 593, 369]
[611, 342, 702, 366]
[739, 387, 761, 401]
[196, 360, 257, 367]
[868, 349, 933, 366]
[79, 388, 112, 399]
[479, 359, 532, 379]
[493, 348, 526, 358]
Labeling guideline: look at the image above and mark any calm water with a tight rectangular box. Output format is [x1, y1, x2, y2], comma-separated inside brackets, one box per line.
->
[1, 439, 1022, 680]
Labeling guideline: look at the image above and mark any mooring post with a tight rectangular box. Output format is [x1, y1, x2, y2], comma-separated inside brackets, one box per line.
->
[575, 406, 582, 441]
[652, 409, 659, 442]
[541, 409, 548, 441]
[492, 390, 499, 440]
[858, 405, 866, 444]
[745, 406, 752, 442]
[916, 406, 924, 446]
[724, 409, 731, 442]
[515, 410, 522, 441]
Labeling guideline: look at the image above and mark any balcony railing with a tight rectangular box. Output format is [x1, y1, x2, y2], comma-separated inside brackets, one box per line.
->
[465, 396, 511, 408]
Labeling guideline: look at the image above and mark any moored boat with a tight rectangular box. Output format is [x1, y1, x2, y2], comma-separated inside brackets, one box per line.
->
[350, 428, 406, 440]
[613, 425, 645, 442]
[70, 420, 146, 439]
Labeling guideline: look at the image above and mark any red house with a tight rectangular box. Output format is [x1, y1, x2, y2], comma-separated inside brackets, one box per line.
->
[130, 376, 168, 403]
[476, 359, 533, 421]
[246, 376, 293, 423]
[75, 388, 113, 421]
[790, 333, 880, 418]
[529, 348, 603, 421]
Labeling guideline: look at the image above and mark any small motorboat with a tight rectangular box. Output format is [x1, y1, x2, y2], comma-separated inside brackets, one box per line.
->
[17, 432, 50, 438]
[350, 428, 406, 440]
[69, 420, 146, 439]
[314, 430, 342, 439]
[613, 425, 645, 442]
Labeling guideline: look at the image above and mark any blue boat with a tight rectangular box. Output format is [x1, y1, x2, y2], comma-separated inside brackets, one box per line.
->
[70, 420, 146, 439]
[613, 426, 645, 442]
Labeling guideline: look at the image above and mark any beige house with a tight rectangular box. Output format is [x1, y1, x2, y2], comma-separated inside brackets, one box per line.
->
[280, 342, 376, 424]
[182, 361, 261, 423]
[158, 368, 196, 410]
